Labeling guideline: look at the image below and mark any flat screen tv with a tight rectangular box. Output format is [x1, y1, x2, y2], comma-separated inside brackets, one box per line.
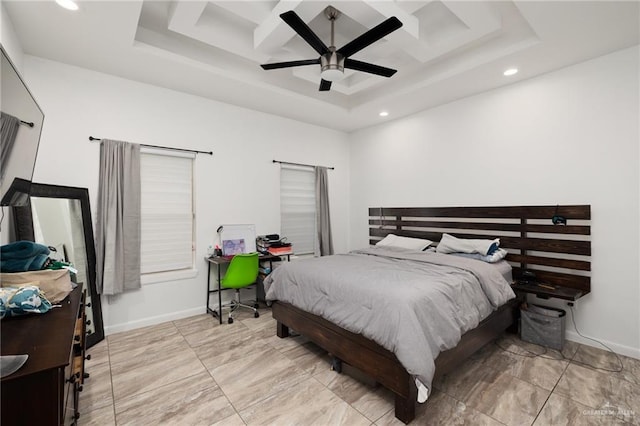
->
[0, 44, 44, 206]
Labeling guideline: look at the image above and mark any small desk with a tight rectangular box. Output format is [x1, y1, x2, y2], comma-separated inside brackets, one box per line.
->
[205, 253, 291, 324]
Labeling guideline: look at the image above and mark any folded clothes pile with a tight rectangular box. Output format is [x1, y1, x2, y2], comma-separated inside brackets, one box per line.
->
[1, 241, 50, 273]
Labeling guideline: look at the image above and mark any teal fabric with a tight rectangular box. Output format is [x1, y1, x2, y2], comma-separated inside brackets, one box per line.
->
[221, 253, 259, 289]
[1, 241, 50, 272]
[0, 286, 53, 319]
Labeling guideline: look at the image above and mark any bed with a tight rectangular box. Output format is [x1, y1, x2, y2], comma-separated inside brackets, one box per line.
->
[265, 205, 591, 423]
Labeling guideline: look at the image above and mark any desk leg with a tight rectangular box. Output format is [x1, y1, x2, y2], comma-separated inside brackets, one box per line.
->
[217, 265, 222, 324]
[207, 263, 211, 315]
[255, 279, 259, 306]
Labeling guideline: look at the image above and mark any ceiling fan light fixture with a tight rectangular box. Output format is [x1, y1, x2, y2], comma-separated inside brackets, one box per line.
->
[321, 68, 344, 82]
[320, 52, 345, 82]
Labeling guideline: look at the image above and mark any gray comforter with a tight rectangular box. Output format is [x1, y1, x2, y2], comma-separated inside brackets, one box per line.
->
[263, 246, 515, 401]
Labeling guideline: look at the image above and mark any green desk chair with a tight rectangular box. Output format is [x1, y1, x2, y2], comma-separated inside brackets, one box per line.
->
[220, 252, 260, 324]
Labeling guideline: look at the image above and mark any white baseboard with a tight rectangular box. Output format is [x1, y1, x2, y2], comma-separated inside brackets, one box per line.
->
[565, 330, 640, 360]
[104, 306, 205, 336]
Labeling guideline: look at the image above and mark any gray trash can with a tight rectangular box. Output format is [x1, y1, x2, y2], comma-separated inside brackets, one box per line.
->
[520, 304, 566, 351]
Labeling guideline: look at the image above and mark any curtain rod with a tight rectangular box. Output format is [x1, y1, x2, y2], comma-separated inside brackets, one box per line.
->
[20, 120, 34, 127]
[272, 159, 334, 170]
[89, 136, 212, 156]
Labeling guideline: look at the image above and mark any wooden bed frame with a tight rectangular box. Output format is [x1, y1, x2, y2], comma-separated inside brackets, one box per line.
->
[271, 205, 591, 423]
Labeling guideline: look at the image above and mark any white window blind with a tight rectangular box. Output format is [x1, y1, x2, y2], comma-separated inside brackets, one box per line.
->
[140, 151, 194, 275]
[280, 166, 315, 255]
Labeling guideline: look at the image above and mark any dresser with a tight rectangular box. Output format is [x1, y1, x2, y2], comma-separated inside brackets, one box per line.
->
[1, 284, 87, 425]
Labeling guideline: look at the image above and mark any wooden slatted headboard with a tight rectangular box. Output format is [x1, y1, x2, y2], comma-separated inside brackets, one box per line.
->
[368, 205, 591, 300]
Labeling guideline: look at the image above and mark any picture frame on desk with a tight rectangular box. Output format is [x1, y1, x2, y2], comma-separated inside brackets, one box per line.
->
[222, 238, 245, 256]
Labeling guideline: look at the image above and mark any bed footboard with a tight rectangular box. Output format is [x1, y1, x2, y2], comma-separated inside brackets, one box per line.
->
[272, 299, 518, 424]
[272, 301, 417, 423]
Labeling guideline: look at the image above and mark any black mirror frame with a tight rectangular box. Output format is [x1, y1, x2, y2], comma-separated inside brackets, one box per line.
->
[12, 182, 105, 348]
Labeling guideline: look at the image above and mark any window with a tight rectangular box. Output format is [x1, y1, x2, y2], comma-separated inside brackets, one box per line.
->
[280, 166, 315, 255]
[140, 149, 195, 282]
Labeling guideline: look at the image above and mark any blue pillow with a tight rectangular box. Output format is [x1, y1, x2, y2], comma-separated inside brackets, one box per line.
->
[487, 242, 499, 255]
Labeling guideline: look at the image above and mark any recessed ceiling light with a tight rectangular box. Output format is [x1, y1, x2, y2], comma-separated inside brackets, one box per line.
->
[379, 111, 389, 117]
[503, 68, 518, 76]
[56, 0, 79, 11]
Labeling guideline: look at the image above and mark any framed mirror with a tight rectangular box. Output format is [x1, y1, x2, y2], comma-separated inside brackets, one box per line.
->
[13, 183, 104, 348]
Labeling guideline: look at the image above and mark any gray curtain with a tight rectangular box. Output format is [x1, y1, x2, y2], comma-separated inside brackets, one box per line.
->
[95, 139, 141, 295]
[315, 166, 334, 256]
[0, 112, 20, 180]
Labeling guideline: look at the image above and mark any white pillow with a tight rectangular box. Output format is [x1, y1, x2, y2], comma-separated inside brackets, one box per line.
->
[376, 234, 433, 251]
[450, 248, 508, 263]
[436, 233, 500, 256]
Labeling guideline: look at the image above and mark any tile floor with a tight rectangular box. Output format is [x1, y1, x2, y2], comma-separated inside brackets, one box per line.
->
[78, 307, 640, 425]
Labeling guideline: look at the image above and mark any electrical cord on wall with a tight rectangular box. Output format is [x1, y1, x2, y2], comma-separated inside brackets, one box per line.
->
[495, 305, 625, 374]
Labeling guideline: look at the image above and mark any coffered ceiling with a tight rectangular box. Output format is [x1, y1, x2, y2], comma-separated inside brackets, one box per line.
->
[4, 1, 639, 131]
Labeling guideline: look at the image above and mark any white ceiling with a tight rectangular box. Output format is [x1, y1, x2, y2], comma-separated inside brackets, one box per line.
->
[4, 1, 639, 132]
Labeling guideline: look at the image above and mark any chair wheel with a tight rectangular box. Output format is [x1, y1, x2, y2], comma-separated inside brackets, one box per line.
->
[254, 311, 260, 318]
[253, 303, 259, 309]
[228, 317, 234, 324]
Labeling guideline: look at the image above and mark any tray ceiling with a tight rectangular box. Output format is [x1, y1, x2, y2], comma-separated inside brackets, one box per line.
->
[4, 1, 639, 131]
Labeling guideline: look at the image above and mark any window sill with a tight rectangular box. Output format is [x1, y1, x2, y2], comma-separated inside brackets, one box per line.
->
[142, 268, 198, 285]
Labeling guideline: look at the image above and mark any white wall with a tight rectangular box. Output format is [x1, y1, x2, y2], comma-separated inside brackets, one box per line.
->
[0, 2, 23, 72]
[0, 2, 24, 245]
[22, 56, 350, 334]
[350, 46, 640, 358]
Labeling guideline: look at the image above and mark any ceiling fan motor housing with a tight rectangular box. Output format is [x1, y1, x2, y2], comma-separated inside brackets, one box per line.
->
[321, 50, 345, 81]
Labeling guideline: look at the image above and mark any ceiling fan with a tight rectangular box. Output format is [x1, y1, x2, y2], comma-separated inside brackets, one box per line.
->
[261, 6, 403, 91]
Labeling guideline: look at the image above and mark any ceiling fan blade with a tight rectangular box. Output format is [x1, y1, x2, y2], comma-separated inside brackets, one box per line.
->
[337, 17, 403, 58]
[319, 79, 332, 91]
[261, 59, 320, 70]
[280, 11, 329, 56]
[344, 58, 397, 77]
